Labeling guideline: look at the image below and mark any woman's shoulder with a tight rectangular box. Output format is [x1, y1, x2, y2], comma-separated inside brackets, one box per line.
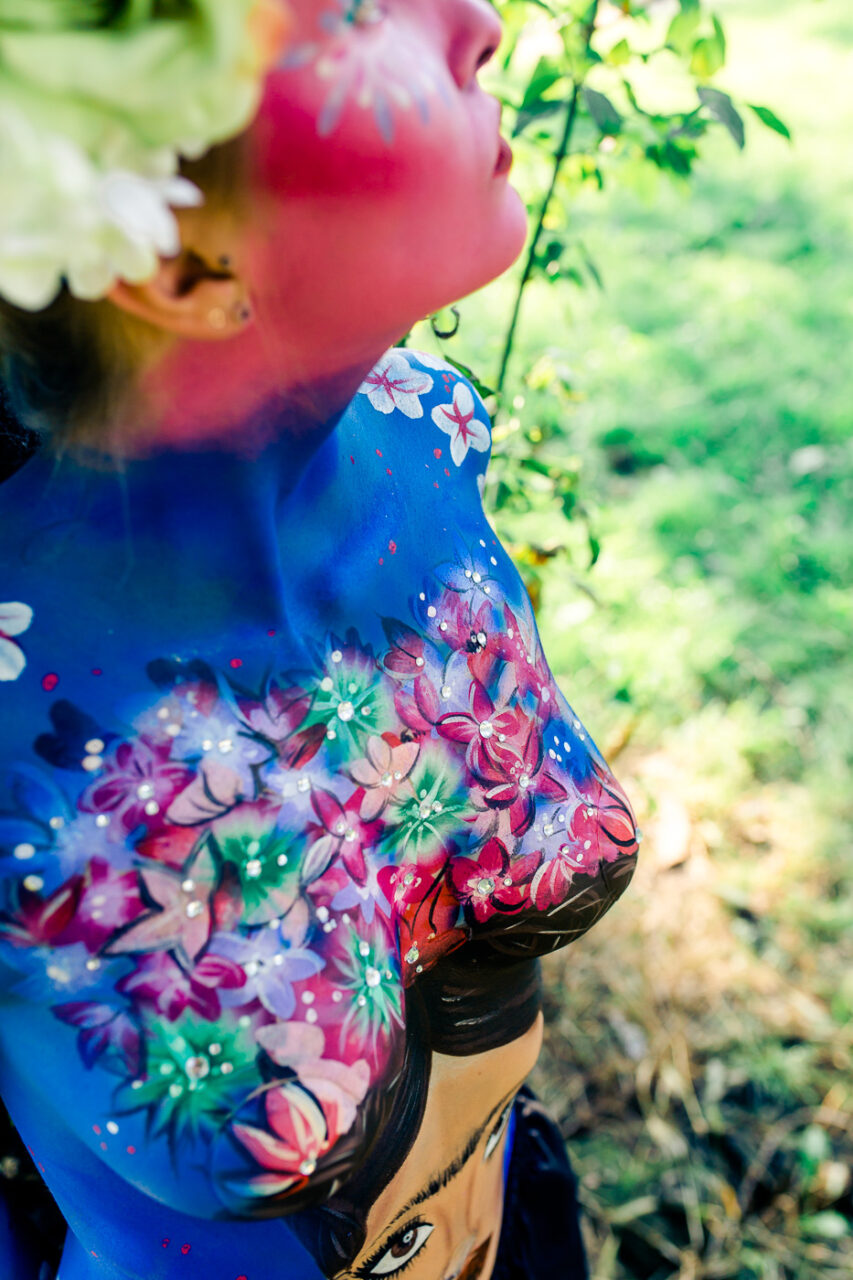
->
[348, 346, 493, 480]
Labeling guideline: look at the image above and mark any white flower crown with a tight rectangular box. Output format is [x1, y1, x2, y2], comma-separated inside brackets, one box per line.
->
[0, 0, 288, 312]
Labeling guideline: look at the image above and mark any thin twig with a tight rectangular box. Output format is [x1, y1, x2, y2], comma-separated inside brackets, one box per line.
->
[496, 0, 601, 396]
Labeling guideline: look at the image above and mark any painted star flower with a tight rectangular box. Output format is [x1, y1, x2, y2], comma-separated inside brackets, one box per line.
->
[331, 919, 403, 1052]
[54, 1000, 142, 1078]
[211, 802, 303, 926]
[348, 734, 419, 822]
[327, 852, 392, 925]
[472, 719, 567, 837]
[450, 838, 539, 924]
[78, 736, 194, 838]
[304, 786, 383, 886]
[300, 634, 395, 763]
[436, 679, 523, 778]
[431, 382, 491, 466]
[0, 601, 32, 682]
[212, 902, 323, 1021]
[119, 1014, 257, 1147]
[117, 950, 246, 1023]
[358, 351, 434, 418]
[382, 743, 470, 861]
[105, 841, 219, 967]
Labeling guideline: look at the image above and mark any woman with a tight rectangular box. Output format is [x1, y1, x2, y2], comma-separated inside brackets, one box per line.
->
[0, 2, 639, 1278]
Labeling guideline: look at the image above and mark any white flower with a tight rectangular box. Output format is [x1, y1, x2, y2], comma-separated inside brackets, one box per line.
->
[359, 351, 434, 419]
[431, 382, 491, 466]
[0, 601, 33, 682]
[0, 107, 203, 311]
[406, 349, 457, 373]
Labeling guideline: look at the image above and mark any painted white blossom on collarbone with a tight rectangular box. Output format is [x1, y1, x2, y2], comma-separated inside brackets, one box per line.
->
[0, 602, 33, 682]
[359, 352, 434, 419]
[431, 383, 491, 466]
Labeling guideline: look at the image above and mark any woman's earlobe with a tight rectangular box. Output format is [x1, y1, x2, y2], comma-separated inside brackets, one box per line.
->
[107, 250, 253, 342]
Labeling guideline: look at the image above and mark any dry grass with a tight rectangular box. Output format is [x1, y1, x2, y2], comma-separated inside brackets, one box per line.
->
[534, 741, 853, 1279]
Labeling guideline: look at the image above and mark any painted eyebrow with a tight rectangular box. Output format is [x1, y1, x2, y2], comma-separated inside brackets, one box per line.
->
[380, 1085, 519, 1235]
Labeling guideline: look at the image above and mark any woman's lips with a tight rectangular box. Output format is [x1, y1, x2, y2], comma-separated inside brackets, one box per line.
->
[494, 136, 513, 177]
[453, 1236, 492, 1280]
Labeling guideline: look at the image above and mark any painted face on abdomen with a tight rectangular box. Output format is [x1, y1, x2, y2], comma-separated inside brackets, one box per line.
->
[247, 0, 528, 354]
[339, 1016, 544, 1280]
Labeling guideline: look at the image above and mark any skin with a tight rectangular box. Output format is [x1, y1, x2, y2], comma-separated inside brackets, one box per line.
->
[339, 1016, 544, 1280]
[109, 2, 538, 1274]
[109, 0, 528, 450]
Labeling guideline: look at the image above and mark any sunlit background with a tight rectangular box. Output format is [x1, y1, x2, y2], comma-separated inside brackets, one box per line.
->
[411, 1, 852, 1275]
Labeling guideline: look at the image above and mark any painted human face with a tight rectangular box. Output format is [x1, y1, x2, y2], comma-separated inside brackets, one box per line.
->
[337, 1016, 544, 1280]
[246, 0, 528, 371]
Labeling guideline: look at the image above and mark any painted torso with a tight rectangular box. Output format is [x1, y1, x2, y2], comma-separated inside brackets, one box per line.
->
[0, 350, 638, 1280]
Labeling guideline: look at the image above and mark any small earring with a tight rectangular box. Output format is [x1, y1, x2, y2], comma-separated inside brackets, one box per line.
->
[232, 300, 253, 325]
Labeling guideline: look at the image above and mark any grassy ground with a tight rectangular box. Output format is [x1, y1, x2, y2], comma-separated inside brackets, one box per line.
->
[413, 0, 853, 1275]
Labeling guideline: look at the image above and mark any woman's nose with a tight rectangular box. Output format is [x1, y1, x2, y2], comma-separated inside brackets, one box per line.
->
[445, 0, 504, 89]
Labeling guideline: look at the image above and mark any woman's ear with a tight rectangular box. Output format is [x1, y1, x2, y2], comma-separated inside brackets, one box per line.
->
[107, 248, 253, 341]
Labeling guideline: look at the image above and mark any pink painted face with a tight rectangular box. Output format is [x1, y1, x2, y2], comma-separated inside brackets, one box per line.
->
[246, 0, 527, 369]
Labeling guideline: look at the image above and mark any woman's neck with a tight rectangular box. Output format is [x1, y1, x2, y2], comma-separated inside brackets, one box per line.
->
[114, 324, 404, 458]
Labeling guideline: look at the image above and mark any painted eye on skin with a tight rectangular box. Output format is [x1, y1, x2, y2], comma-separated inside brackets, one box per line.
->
[483, 1098, 513, 1161]
[368, 1222, 435, 1276]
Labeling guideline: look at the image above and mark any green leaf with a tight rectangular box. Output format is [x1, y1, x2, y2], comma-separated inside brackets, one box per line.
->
[698, 87, 745, 149]
[584, 87, 622, 135]
[801, 1212, 850, 1241]
[606, 38, 631, 68]
[519, 56, 566, 112]
[513, 97, 565, 138]
[443, 358, 495, 403]
[690, 17, 727, 79]
[748, 103, 792, 140]
[666, 7, 701, 57]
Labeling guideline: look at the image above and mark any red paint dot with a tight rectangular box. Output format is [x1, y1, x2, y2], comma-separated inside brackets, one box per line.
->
[37, 1163, 45, 1174]
[162, 1239, 171, 1249]
[433, 482, 440, 489]
[90, 1251, 99, 1258]
[91, 668, 103, 677]
[268, 630, 276, 637]
[229, 658, 243, 670]
[378, 557, 384, 566]
[386, 468, 393, 476]
[375, 448, 383, 457]
[350, 455, 355, 465]
[126, 1145, 136, 1155]
[181, 1244, 192, 1255]
[388, 541, 397, 555]
[92, 1125, 102, 1136]
[444, 468, 450, 477]
[433, 448, 442, 459]
[41, 673, 59, 692]
[99, 1141, 108, 1151]
[236, 1275, 248, 1280]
